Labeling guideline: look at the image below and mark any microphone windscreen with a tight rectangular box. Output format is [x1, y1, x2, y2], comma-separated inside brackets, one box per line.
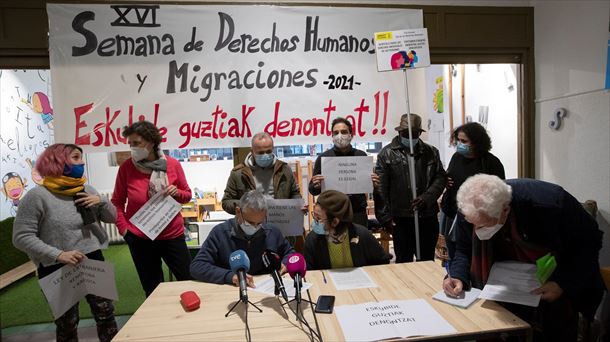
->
[263, 249, 282, 270]
[286, 253, 306, 279]
[229, 249, 250, 273]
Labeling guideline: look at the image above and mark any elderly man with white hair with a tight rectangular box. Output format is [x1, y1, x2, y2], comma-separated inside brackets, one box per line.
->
[443, 174, 603, 341]
[191, 190, 294, 287]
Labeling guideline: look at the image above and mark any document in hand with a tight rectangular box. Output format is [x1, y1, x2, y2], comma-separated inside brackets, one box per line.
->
[129, 191, 181, 240]
[479, 261, 541, 307]
[432, 288, 481, 308]
[335, 299, 456, 341]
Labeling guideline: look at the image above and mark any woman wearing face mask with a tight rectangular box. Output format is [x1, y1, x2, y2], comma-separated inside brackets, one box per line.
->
[304, 190, 391, 270]
[440, 122, 505, 263]
[13, 144, 118, 342]
[111, 121, 193, 297]
[308, 117, 379, 227]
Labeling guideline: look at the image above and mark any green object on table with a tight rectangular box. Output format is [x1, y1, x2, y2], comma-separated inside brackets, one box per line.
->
[536, 253, 557, 284]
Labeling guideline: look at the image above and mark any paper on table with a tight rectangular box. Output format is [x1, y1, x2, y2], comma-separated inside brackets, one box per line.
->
[129, 191, 181, 240]
[250, 276, 313, 298]
[335, 299, 456, 341]
[479, 261, 541, 307]
[432, 288, 481, 308]
[328, 268, 377, 290]
[38, 259, 118, 319]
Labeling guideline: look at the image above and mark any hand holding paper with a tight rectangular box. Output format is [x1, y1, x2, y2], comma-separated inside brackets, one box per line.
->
[531, 281, 563, 302]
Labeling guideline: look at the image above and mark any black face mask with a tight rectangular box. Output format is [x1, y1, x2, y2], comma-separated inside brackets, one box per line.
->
[74, 193, 96, 225]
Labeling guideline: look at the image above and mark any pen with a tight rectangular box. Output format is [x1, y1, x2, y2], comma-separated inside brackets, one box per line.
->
[322, 270, 327, 284]
[444, 263, 452, 281]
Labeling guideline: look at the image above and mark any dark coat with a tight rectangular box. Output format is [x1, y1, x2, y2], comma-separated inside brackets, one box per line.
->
[450, 179, 604, 319]
[304, 223, 392, 270]
[190, 218, 295, 284]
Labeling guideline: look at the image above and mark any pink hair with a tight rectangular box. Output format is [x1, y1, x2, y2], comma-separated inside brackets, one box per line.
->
[36, 144, 82, 177]
[33, 92, 53, 115]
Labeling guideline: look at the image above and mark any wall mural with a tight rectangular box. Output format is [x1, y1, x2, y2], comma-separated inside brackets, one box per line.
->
[0, 70, 54, 220]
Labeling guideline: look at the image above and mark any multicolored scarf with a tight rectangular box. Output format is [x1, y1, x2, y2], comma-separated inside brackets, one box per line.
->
[133, 151, 169, 198]
[43, 175, 86, 196]
[470, 212, 550, 289]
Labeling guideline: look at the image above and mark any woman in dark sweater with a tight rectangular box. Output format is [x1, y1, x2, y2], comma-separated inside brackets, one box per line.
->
[440, 122, 505, 261]
[304, 190, 391, 270]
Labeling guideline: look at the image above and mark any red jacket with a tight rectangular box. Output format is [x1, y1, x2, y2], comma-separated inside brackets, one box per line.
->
[112, 156, 191, 240]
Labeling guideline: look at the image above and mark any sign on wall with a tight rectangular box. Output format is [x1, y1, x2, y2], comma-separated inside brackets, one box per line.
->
[0, 70, 54, 220]
[47, 4, 423, 152]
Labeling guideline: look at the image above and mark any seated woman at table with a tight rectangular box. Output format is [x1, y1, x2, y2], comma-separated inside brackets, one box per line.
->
[304, 190, 391, 270]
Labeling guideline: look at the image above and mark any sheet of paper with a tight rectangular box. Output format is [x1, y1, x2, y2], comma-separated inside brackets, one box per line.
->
[250, 276, 313, 298]
[479, 261, 541, 307]
[129, 191, 181, 240]
[432, 288, 481, 308]
[328, 268, 377, 290]
[38, 259, 119, 319]
[335, 299, 456, 341]
[266, 198, 304, 237]
[321, 156, 374, 195]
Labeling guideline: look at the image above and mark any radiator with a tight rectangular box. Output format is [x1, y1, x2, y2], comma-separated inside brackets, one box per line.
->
[99, 191, 124, 244]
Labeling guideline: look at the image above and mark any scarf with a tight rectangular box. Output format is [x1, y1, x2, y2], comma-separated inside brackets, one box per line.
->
[134, 151, 169, 198]
[43, 175, 86, 196]
[470, 212, 550, 289]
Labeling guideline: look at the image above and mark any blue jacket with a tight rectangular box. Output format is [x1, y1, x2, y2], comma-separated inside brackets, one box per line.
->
[190, 218, 295, 284]
[450, 179, 604, 318]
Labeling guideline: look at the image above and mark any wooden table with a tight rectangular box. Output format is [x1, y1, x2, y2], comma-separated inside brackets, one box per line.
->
[113, 261, 531, 341]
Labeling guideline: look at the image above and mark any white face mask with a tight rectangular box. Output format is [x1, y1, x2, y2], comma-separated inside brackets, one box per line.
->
[130, 146, 149, 162]
[240, 221, 261, 236]
[333, 133, 352, 149]
[475, 223, 503, 240]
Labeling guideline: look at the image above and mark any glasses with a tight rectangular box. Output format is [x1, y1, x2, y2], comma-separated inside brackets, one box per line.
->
[2, 172, 20, 184]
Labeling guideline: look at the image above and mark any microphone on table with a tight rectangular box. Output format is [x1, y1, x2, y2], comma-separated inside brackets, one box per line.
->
[229, 250, 250, 303]
[286, 253, 307, 304]
[262, 249, 289, 302]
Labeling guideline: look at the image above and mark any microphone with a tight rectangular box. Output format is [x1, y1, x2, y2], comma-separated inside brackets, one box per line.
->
[286, 253, 306, 304]
[262, 250, 289, 302]
[229, 250, 250, 303]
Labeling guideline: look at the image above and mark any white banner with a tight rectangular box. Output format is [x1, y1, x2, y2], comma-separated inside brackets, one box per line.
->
[266, 198, 304, 236]
[47, 4, 423, 152]
[38, 259, 118, 319]
[321, 156, 374, 194]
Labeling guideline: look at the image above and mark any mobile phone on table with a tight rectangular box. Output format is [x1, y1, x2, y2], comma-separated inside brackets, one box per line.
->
[314, 295, 335, 314]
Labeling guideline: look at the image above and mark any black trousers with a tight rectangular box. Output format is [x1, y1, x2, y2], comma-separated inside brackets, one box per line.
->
[392, 216, 439, 263]
[124, 231, 192, 297]
[38, 250, 118, 342]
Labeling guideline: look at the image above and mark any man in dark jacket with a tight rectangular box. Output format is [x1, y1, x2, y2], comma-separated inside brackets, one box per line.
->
[191, 191, 295, 286]
[375, 113, 447, 262]
[443, 175, 604, 341]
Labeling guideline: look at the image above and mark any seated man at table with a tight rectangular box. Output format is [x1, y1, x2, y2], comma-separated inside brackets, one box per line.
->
[190, 190, 295, 287]
[304, 190, 391, 270]
[443, 174, 604, 341]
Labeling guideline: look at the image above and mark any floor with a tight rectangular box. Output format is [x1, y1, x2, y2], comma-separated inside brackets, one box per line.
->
[1, 316, 130, 342]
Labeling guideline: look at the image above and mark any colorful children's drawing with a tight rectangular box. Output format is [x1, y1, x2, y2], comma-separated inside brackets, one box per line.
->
[26, 158, 44, 185]
[23, 91, 54, 129]
[2, 172, 28, 215]
[390, 50, 419, 70]
[433, 76, 444, 113]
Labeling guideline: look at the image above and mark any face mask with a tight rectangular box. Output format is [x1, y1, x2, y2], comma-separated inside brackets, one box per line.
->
[63, 163, 85, 178]
[400, 137, 418, 148]
[332, 134, 352, 149]
[311, 219, 328, 235]
[475, 223, 503, 240]
[240, 221, 261, 236]
[131, 147, 149, 162]
[254, 153, 274, 168]
[456, 142, 471, 155]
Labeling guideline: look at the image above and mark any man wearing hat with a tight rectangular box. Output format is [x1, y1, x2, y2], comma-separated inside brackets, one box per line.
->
[304, 190, 391, 270]
[374, 113, 447, 263]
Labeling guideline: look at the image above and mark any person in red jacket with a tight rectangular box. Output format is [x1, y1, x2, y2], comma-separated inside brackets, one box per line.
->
[112, 121, 193, 297]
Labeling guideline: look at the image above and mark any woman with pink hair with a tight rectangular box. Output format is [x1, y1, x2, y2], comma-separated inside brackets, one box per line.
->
[13, 143, 118, 342]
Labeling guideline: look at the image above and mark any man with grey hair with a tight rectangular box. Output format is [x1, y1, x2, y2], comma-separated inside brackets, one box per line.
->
[444, 174, 603, 341]
[191, 190, 294, 286]
[222, 132, 302, 215]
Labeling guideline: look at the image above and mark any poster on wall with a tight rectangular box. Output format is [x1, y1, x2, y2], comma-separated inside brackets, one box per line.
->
[0, 70, 54, 220]
[47, 4, 423, 152]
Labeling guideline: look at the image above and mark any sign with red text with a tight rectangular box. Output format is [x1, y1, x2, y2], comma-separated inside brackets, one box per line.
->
[48, 4, 423, 151]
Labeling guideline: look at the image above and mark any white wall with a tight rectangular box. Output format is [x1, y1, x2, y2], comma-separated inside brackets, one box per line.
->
[534, 0, 610, 266]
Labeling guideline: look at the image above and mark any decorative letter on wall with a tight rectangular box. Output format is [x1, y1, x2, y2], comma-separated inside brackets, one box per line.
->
[548, 107, 567, 131]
